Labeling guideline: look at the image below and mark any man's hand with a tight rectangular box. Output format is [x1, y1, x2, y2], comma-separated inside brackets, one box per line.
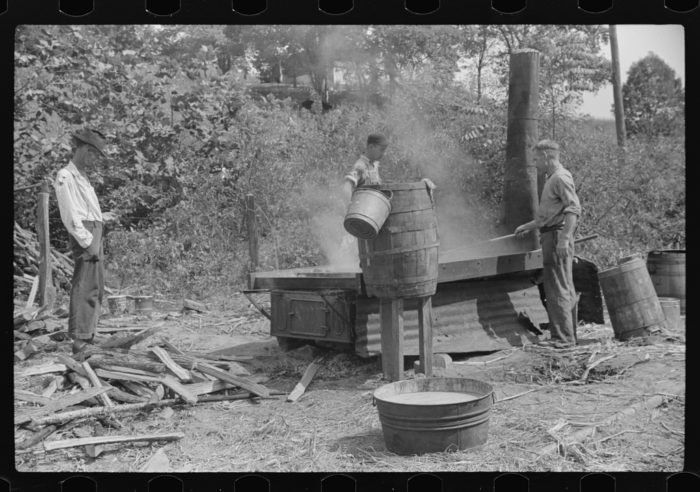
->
[83, 237, 100, 261]
[556, 235, 572, 258]
[514, 223, 532, 239]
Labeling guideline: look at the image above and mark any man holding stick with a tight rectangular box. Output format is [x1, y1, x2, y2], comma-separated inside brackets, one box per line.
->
[54, 129, 109, 353]
[514, 139, 581, 348]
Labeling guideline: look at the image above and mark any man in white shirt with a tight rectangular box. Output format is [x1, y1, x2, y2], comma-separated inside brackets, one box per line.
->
[54, 129, 108, 353]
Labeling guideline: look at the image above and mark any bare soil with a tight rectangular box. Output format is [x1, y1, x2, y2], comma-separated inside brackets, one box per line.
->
[14, 293, 685, 473]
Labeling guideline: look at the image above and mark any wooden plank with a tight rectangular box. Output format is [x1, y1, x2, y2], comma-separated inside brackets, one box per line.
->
[151, 346, 191, 382]
[25, 276, 39, 310]
[81, 361, 115, 408]
[183, 299, 208, 313]
[380, 298, 404, 382]
[417, 296, 434, 377]
[94, 368, 198, 404]
[183, 380, 237, 396]
[37, 181, 54, 309]
[67, 373, 100, 406]
[287, 357, 323, 402]
[15, 389, 53, 405]
[245, 194, 258, 278]
[196, 363, 270, 398]
[44, 432, 184, 451]
[83, 353, 167, 374]
[16, 363, 68, 378]
[99, 325, 161, 350]
[15, 386, 112, 425]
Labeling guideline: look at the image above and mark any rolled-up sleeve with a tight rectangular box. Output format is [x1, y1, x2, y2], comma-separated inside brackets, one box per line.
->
[54, 171, 93, 248]
[344, 159, 366, 187]
[555, 174, 581, 217]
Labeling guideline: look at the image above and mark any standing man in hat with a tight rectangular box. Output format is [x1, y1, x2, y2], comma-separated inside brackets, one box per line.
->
[514, 139, 581, 348]
[54, 128, 108, 353]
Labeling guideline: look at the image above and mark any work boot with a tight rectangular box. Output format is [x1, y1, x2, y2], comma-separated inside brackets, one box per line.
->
[71, 335, 95, 354]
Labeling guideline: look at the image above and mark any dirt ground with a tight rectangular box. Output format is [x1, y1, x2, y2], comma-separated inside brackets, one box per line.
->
[14, 292, 685, 473]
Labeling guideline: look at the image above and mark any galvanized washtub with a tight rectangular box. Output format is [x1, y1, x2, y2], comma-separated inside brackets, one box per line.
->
[373, 377, 494, 455]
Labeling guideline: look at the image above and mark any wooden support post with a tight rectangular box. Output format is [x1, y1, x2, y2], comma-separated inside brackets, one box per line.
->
[380, 298, 404, 381]
[609, 25, 627, 150]
[36, 180, 54, 309]
[503, 49, 540, 250]
[417, 296, 434, 377]
[245, 194, 258, 288]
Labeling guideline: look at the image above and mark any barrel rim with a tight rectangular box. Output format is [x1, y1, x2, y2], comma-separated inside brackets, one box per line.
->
[351, 187, 392, 205]
[379, 181, 431, 191]
[598, 257, 647, 278]
[648, 249, 686, 256]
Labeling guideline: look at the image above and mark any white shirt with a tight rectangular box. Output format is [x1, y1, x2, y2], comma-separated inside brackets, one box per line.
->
[54, 162, 102, 248]
[344, 154, 381, 187]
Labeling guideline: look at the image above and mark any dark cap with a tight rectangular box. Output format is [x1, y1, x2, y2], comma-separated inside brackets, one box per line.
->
[367, 133, 389, 147]
[72, 128, 107, 156]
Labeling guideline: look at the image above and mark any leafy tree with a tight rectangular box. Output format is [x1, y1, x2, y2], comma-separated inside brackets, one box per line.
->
[622, 52, 684, 137]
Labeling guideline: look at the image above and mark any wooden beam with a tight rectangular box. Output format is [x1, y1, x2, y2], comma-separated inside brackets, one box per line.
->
[380, 298, 404, 381]
[609, 25, 627, 149]
[31, 398, 181, 426]
[37, 180, 54, 309]
[151, 346, 191, 382]
[44, 432, 184, 451]
[245, 194, 258, 282]
[25, 276, 39, 310]
[15, 386, 112, 425]
[81, 361, 115, 408]
[287, 357, 324, 402]
[417, 296, 434, 377]
[94, 368, 198, 405]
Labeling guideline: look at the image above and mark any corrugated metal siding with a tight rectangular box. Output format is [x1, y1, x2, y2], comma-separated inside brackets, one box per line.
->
[354, 273, 548, 357]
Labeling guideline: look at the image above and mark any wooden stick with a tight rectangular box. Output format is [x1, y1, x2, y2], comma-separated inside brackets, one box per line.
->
[99, 325, 161, 350]
[183, 299, 208, 313]
[15, 389, 54, 405]
[496, 388, 538, 403]
[15, 386, 113, 425]
[31, 398, 181, 426]
[16, 424, 59, 450]
[287, 357, 323, 402]
[417, 296, 433, 377]
[196, 362, 270, 398]
[25, 276, 39, 309]
[82, 361, 115, 408]
[16, 363, 68, 378]
[83, 353, 167, 374]
[151, 346, 191, 382]
[95, 368, 198, 404]
[579, 354, 617, 383]
[37, 181, 53, 309]
[67, 372, 100, 406]
[44, 432, 184, 451]
[183, 380, 237, 396]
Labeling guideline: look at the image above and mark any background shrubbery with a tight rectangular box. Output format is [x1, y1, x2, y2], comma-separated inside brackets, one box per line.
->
[14, 26, 685, 301]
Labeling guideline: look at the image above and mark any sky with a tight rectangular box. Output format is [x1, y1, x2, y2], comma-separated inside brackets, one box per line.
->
[577, 25, 685, 119]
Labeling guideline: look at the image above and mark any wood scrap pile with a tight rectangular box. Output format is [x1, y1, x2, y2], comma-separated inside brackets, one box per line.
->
[14, 221, 74, 297]
[14, 326, 282, 457]
[14, 305, 70, 362]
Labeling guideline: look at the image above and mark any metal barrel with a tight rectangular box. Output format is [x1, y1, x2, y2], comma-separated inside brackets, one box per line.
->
[359, 182, 439, 299]
[647, 250, 685, 315]
[598, 257, 665, 341]
[373, 378, 494, 455]
[658, 297, 681, 332]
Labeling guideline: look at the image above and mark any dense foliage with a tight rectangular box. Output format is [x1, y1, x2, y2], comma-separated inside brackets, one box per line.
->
[621, 52, 685, 138]
[14, 25, 685, 299]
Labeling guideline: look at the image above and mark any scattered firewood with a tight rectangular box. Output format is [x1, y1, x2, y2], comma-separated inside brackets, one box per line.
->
[16, 363, 68, 378]
[15, 386, 113, 425]
[82, 361, 115, 408]
[44, 432, 184, 452]
[14, 341, 39, 361]
[94, 368, 198, 404]
[31, 398, 182, 426]
[83, 353, 168, 374]
[120, 381, 158, 401]
[151, 346, 192, 382]
[84, 443, 105, 458]
[67, 373, 101, 406]
[198, 390, 286, 403]
[184, 380, 238, 396]
[41, 377, 61, 398]
[14, 330, 32, 341]
[183, 299, 208, 313]
[25, 276, 39, 309]
[196, 362, 270, 398]
[99, 325, 162, 350]
[15, 389, 54, 406]
[16, 424, 59, 450]
[160, 340, 187, 357]
[287, 356, 324, 403]
[23, 320, 47, 333]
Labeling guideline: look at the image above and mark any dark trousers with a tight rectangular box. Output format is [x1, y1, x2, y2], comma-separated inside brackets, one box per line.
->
[541, 230, 577, 343]
[68, 221, 104, 340]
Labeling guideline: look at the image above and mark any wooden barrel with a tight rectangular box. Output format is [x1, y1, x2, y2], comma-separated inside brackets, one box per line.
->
[598, 257, 665, 341]
[658, 297, 681, 332]
[647, 250, 685, 315]
[359, 182, 439, 299]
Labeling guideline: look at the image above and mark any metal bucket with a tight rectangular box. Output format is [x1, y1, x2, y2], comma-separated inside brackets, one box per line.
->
[599, 257, 665, 341]
[344, 187, 392, 240]
[658, 297, 681, 332]
[132, 295, 154, 315]
[373, 377, 494, 455]
[647, 250, 685, 315]
[107, 295, 132, 316]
